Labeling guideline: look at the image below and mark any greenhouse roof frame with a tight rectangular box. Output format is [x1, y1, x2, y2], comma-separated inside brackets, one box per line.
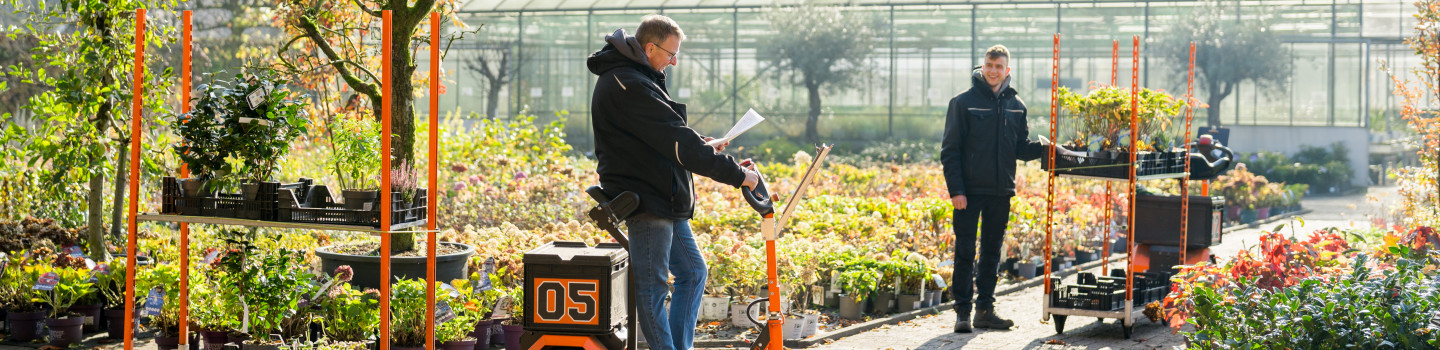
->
[460, 0, 1384, 14]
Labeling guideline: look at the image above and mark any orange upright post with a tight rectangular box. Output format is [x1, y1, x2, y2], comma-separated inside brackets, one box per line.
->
[1125, 35, 1139, 303]
[125, 8, 145, 350]
[425, 11, 440, 350]
[1103, 39, 1117, 272]
[1043, 33, 1059, 295]
[1179, 42, 1197, 267]
[178, 10, 193, 346]
[380, 10, 393, 350]
[764, 213, 781, 350]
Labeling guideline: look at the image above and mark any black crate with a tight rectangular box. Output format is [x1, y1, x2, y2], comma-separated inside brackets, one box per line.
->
[523, 241, 629, 335]
[1135, 194, 1225, 248]
[277, 189, 427, 228]
[162, 177, 180, 214]
[1042, 151, 1186, 179]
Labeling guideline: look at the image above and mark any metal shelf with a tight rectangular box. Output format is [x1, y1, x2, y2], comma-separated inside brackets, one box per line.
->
[138, 213, 427, 234]
[1057, 172, 1190, 182]
[1043, 300, 1142, 320]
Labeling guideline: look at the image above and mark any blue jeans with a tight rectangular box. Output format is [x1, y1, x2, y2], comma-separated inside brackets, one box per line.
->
[626, 213, 707, 350]
[951, 195, 1011, 316]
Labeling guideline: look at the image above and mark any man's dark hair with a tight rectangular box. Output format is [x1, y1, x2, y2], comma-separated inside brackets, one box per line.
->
[985, 45, 1010, 60]
[636, 14, 686, 47]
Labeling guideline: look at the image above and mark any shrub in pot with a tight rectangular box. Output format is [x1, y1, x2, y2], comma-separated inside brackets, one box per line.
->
[38, 266, 94, 347]
[213, 244, 317, 343]
[1, 252, 46, 341]
[499, 286, 526, 350]
[319, 267, 379, 344]
[137, 264, 184, 349]
[836, 268, 879, 320]
[389, 278, 429, 348]
[449, 274, 500, 350]
[331, 115, 382, 211]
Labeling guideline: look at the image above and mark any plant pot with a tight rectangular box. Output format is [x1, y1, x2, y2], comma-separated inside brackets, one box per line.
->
[1225, 206, 1242, 223]
[45, 316, 85, 347]
[181, 177, 209, 198]
[228, 332, 251, 346]
[782, 315, 807, 339]
[442, 339, 477, 350]
[201, 330, 230, 350]
[392, 346, 426, 350]
[66, 303, 102, 332]
[1240, 209, 1258, 223]
[104, 308, 136, 339]
[111, 253, 155, 266]
[699, 295, 729, 321]
[502, 324, 524, 350]
[468, 319, 492, 350]
[315, 242, 475, 291]
[156, 334, 181, 350]
[898, 294, 922, 313]
[1000, 257, 1019, 277]
[1256, 207, 1271, 220]
[1018, 262, 1037, 279]
[7, 310, 45, 341]
[929, 290, 944, 307]
[244, 340, 284, 350]
[730, 299, 758, 328]
[824, 291, 839, 309]
[489, 322, 504, 346]
[872, 293, 894, 314]
[342, 190, 380, 210]
[837, 294, 864, 320]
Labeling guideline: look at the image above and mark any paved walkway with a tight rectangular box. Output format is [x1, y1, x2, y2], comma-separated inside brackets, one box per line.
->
[802, 186, 1396, 350]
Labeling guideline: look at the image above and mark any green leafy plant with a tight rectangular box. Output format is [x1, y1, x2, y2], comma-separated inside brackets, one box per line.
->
[137, 263, 183, 336]
[331, 116, 381, 192]
[389, 278, 429, 346]
[0, 252, 42, 312]
[40, 266, 95, 318]
[1055, 85, 1188, 152]
[229, 70, 310, 183]
[836, 267, 880, 302]
[320, 283, 380, 342]
[95, 260, 132, 309]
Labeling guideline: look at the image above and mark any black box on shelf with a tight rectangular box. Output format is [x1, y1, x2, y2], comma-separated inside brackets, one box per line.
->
[1134, 194, 1225, 248]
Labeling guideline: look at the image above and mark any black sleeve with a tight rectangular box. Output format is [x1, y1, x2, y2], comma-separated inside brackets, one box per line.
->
[940, 97, 967, 197]
[611, 80, 747, 187]
[1013, 99, 1047, 162]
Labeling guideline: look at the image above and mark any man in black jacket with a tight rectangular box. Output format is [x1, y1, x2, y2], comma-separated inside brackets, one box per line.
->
[941, 45, 1070, 333]
[587, 14, 760, 350]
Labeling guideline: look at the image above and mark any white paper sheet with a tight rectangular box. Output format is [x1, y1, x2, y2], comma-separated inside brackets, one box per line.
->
[706, 108, 765, 147]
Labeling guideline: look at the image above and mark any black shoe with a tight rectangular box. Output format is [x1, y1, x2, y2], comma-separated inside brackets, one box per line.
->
[973, 309, 1014, 330]
[954, 314, 972, 333]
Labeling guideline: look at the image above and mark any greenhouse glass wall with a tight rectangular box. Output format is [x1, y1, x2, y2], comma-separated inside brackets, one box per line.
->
[426, 0, 1421, 150]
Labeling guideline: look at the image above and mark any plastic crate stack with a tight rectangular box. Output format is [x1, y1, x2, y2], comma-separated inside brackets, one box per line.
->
[1049, 269, 1174, 311]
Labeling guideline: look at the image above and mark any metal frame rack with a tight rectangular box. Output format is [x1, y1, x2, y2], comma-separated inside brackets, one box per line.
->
[1040, 34, 1198, 339]
[122, 10, 450, 350]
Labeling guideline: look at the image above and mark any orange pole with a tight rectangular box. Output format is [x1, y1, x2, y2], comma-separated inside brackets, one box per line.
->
[765, 216, 781, 350]
[380, 10, 392, 350]
[1103, 39, 1117, 272]
[1180, 42, 1196, 268]
[1044, 33, 1058, 296]
[125, 8, 145, 350]
[178, 10, 192, 346]
[1126, 35, 1139, 302]
[425, 11, 439, 350]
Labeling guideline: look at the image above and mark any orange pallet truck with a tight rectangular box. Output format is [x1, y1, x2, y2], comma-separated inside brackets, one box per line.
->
[522, 145, 831, 350]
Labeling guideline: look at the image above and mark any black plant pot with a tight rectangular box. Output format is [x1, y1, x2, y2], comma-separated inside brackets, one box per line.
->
[315, 242, 475, 291]
[341, 190, 380, 210]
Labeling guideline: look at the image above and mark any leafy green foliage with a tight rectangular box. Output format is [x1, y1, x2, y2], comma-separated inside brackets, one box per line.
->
[330, 115, 381, 191]
[761, 1, 878, 143]
[1154, 0, 1291, 127]
[320, 283, 380, 342]
[1055, 85, 1188, 152]
[389, 278, 429, 346]
[39, 266, 95, 318]
[176, 71, 309, 188]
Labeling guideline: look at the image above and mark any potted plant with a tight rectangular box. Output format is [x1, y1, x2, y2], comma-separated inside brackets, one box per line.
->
[212, 242, 317, 348]
[96, 260, 138, 338]
[835, 267, 878, 320]
[389, 278, 429, 350]
[450, 273, 500, 350]
[499, 286, 526, 350]
[319, 281, 379, 348]
[894, 260, 926, 313]
[173, 75, 235, 203]
[137, 263, 185, 350]
[331, 115, 382, 211]
[1, 252, 46, 342]
[39, 266, 94, 347]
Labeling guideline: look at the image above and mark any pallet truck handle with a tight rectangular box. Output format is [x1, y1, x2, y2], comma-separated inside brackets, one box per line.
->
[741, 177, 774, 216]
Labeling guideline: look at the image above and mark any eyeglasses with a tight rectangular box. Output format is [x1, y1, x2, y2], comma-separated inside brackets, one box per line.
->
[651, 43, 678, 61]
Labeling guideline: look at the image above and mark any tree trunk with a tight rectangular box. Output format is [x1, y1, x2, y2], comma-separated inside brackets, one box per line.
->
[805, 82, 822, 144]
[1206, 93, 1224, 128]
[384, 7, 424, 254]
[103, 140, 128, 262]
[87, 149, 106, 260]
[486, 77, 503, 120]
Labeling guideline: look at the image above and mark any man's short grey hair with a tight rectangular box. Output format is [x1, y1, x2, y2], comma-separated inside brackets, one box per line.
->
[637, 14, 686, 46]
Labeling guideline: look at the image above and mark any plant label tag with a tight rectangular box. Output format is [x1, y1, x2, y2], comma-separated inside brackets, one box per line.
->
[441, 282, 460, 298]
[310, 278, 338, 302]
[435, 300, 457, 325]
[84, 258, 96, 270]
[931, 274, 948, 290]
[143, 287, 165, 317]
[893, 276, 902, 295]
[810, 285, 825, 307]
[64, 245, 85, 257]
[203, 250, 220, 264]
[34, 272, 58, 291]
[362, 202, 373, 211]
[938, 260, 954, 268]
[475, 257, 495, 293]
[492, 296, 513, 319]
[828, 271, 840, 293]
[245, 85, 270, 111]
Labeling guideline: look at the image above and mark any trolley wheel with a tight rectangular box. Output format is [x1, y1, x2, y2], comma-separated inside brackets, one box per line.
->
[1053, 315, 1067, 334]
[1121, 319, 1135, 339]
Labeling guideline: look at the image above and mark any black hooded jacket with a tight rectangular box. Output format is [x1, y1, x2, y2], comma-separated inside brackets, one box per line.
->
[941, 68, 1047, 197]
[587, 29, 747, 220]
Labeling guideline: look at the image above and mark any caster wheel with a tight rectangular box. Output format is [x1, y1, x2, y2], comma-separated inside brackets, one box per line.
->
[1121, 320, 1135, 339]
[1053, 315, 1067, 334]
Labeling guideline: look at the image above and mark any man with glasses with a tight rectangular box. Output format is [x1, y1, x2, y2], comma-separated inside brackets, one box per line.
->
[587, 14, 760, 350]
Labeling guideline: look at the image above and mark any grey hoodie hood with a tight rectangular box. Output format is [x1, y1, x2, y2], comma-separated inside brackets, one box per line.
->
[605, 28, 650, 66]
[971, 67, 1012, 97]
